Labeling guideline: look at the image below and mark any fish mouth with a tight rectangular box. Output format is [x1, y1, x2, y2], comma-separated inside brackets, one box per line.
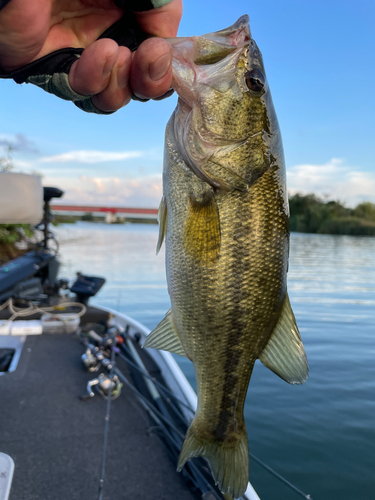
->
[169, 16, 254, 190]
[167, 15, 251, 57]
[168, 15, 251, 107]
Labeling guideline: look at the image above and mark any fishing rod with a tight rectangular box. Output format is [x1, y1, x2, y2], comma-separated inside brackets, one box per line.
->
[114, 366, 222, 499]
[118, 343, 195, 415]
[118, 336, 223, 498]
[249, 453, 313, 500]
[82, 325, 314, 500]
[82, 326, 222, 499]
[97, 329, 117, 500]
[119, 337, 315, 500]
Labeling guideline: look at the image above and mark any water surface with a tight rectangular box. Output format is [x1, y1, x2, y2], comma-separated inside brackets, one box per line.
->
[55, 222, 375, 500]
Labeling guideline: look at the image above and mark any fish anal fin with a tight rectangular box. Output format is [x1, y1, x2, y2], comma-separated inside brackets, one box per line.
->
[183, 191, 220, 263]
[177, 419, 249, 499]
[156, 197, 167, 255]
[259, 292, 309, 385]
[143, 309, 187, 358]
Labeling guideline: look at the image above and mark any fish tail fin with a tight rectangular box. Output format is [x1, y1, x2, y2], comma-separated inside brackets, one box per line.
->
[177, 420, 249, 499]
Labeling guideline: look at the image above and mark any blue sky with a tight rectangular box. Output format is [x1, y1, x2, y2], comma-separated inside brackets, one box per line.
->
[1, 0, 374, 207]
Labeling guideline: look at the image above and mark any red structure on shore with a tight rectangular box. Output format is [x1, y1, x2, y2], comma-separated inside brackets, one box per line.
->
[51, 205, 158, 216]
[51, 205, 158, 223]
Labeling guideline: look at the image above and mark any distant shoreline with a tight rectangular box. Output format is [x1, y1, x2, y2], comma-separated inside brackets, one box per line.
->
[1, 195, 374, 266]
[54, 195, 375, 237]
[289, 194, 375, 237]
[53, 214, 158, 225]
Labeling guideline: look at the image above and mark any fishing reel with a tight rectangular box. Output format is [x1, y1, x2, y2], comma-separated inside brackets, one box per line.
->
[80, 373, 122, 401]
[80, 325, 124, 401]
[81, 344, 103, 372]
[81, 328, 121, 372]
[81, 344, 119, 373]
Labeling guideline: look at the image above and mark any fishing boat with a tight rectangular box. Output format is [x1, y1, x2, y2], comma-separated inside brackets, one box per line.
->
[0, 172, 261, 500]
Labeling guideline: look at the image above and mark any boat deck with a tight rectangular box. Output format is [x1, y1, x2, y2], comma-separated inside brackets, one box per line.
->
[0, 323, 199, 499]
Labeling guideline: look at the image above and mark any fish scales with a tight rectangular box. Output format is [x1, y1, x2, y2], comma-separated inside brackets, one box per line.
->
[144, 15, 308, 499]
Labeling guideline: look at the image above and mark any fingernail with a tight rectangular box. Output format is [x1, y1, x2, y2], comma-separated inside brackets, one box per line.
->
[149, 52, 172, 82]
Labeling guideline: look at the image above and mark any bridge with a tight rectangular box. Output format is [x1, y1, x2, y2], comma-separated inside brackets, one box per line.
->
[51, 204, 158, 223]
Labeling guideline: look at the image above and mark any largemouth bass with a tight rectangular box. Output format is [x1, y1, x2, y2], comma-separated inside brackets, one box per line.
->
[144, 15, 308, 499]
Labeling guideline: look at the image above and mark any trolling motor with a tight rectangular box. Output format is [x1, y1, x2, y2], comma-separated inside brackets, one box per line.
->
[0, 182, 106, 308]
[38, 186, 64, 249]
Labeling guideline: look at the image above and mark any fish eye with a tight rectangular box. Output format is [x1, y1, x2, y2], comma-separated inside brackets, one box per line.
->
[245, 69, 265, 92]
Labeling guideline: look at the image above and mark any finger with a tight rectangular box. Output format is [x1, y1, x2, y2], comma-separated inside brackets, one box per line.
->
[130, 38, 172, 100]
[91, 46, 132, 112]
[152, 87, 174, 101]
[134, 0, 183, 38]
[69, 38, 120, 96]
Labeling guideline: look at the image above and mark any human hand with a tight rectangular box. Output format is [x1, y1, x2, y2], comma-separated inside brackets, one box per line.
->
[0, 0, 182, 112]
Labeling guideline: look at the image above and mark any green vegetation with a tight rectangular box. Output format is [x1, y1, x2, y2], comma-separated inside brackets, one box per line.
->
[0, 145, 14, 172]
[53, 214, 80, 224]
[0, 224, 35, 265]
[1, 149, 36, 263]
[289, 194, 375, 236]
[81, 212, 94, 222]
[0, 224, 34, 244]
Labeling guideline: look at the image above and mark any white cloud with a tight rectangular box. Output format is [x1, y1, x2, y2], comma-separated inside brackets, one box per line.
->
[43, 175, 162, 208]
[40, 150, 143, 164]
[287, 158, 375, 207]
[11, 159, 34, 169]
[22, 155, 374, 209]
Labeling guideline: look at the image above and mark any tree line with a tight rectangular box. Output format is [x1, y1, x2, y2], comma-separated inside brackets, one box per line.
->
[289, 194, 375, 236]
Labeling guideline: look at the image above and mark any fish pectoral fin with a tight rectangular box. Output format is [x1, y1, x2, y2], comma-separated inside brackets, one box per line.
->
[183, 191, 221, 263]
[142, 309, 187, 358]
[259, 293, 309, 385]
[156, 197, 167, 254]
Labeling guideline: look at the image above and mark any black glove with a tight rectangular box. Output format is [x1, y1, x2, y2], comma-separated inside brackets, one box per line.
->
[0, 0, 11, 9]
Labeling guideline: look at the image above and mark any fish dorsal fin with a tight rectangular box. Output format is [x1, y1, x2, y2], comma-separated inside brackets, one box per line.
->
[143, 309, 187, 358]
[184, 191, 220, 263]
[156, 197, 167, 254]
[259, 293, 309, 384]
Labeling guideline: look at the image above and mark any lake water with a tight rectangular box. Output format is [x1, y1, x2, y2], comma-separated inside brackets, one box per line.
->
[54, 222, 375, 500]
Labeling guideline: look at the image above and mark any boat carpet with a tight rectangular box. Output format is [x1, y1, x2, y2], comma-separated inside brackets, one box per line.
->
[0, 333, 199, 500]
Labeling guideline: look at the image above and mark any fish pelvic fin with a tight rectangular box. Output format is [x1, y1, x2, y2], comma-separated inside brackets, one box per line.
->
[183, 191, 221, 263]
[259, 292, 309, 384]
[177, 421, 249, 499]
[142, 309, 188, 358]
[156, 197, 167, 254]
